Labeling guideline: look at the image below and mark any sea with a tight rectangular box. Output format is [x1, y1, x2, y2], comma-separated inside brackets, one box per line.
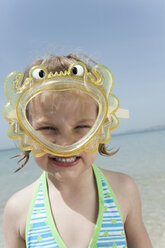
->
[0, 129, 165, 247]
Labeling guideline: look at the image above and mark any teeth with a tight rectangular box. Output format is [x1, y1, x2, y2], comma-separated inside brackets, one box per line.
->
[55, 157, 77, 163]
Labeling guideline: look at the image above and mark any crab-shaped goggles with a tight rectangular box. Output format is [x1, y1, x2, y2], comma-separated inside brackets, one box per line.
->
[2, 62, 129, 157]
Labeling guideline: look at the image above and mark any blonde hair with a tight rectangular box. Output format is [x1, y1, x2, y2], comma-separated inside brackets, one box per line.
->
[14, 54, 118, 172]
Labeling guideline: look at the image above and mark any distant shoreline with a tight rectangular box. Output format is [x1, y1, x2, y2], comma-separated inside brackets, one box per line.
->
[112, 126, 165, 137]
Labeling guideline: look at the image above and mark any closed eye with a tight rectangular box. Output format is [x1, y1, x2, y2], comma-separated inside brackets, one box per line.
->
[75, 125, 91, 129]
[36, 126, 57, 131]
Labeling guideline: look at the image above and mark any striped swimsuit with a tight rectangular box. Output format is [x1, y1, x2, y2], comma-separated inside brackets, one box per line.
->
[26, 164, 127, 247]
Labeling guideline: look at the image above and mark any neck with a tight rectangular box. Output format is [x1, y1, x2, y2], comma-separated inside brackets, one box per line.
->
[47, 166, 95, 195]
[47, 165, 99, 224]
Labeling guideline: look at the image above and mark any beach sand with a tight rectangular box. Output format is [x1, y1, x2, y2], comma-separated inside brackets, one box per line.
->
[136, 173, 165, 247]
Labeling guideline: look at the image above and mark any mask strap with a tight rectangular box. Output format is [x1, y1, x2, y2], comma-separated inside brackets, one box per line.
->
[116, 108, 129, 119]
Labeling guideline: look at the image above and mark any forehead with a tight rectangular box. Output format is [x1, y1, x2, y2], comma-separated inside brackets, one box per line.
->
[28, 90, 98, 115]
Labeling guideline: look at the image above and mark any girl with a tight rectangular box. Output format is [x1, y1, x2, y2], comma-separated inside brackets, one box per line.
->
[2, 54, 152, 248]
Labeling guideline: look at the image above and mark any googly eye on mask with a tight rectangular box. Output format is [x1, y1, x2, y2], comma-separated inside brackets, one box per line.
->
[2, 62, 129, 157]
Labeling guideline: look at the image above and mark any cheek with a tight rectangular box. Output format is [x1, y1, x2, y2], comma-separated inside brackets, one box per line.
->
[90, 152, 98, 162]
[82, 151, 98, 164]
[33, 155, 48, 169]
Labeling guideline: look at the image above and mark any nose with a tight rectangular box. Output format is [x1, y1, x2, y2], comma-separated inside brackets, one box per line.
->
[54, 134, 78, 146]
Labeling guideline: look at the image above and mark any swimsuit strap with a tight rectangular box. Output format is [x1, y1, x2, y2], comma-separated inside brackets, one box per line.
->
[91, 164, 127, 248]
[25, 173, 61, 248]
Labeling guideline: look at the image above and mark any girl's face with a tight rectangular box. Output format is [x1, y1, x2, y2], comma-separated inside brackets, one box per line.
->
[29, 91, 98, 181]
[28, 91, 97, 146]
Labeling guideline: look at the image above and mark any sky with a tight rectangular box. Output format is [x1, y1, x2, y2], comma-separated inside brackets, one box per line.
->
[0, 0, 164, 149]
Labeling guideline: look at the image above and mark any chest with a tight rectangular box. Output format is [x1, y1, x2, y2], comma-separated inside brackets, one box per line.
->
[26, 169, 127, 248]
[52, 202, 97, 248]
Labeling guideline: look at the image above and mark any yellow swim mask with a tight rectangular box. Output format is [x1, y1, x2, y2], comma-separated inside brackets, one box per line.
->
[2, 62, 129, 157]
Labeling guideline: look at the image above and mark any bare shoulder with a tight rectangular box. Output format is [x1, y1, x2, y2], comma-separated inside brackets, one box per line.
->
[100, 168, 138, 202]
[4, 179, 38, 216]
[3, 180, 38, 217]
[100, 168, 138, 221]
[100, 168, 152, 247]
[101, 167, 140, 194]
[100, 167, 136, 188]
[3, 179, 39, 248]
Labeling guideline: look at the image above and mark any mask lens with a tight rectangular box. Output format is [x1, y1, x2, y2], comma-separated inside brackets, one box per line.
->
[26, 90, 98, 147]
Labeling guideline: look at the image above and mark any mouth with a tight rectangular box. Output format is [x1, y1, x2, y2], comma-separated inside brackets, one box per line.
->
[48, 155, 81, 167]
